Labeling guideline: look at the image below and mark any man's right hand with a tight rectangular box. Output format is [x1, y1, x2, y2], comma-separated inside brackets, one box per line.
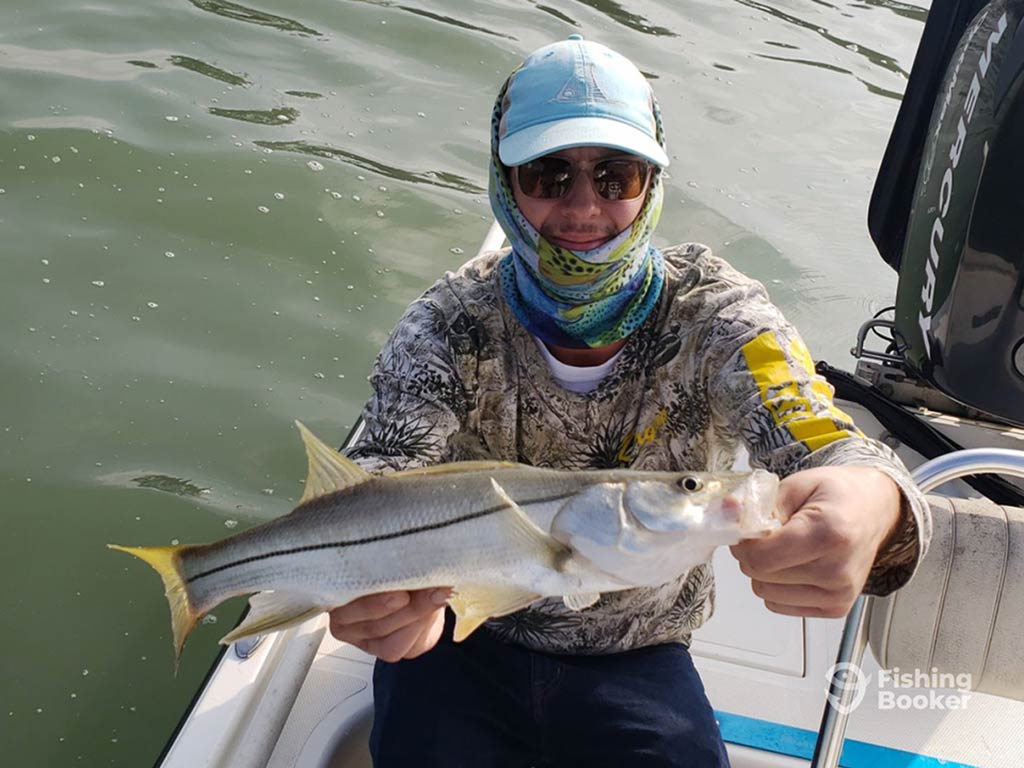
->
[328, 588, 451, 663]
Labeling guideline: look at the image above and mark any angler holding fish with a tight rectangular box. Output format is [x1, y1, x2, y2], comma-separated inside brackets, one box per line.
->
[115, 36, 930, 768]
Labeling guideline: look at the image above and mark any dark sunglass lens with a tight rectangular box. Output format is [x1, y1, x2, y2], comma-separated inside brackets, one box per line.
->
[594, 159, 649, 200]
[517, 157, 572, 199]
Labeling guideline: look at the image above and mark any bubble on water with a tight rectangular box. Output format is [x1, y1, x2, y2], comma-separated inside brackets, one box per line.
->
[70, 693, 77, 699]
[42, 258, 49, 265]
[378, 185, 388, 192]
[453, 208, 463, 215]
[261, 488, 274, 495]
[27, 134, 36, 141]
[36, 708, 43, 714]
[42, 278, 50, 285]
[346, 284, 354, 290]
[132, 316, 141, 322]
[376, 210, 384, 217]
[417, 112, 426, 118]
[81, 669, 89, 676]
[313, 372, 325, 379]
[224, 519, 238, 529]
[450, 247, 464, 255]
[0, 189, 5, 194]
[52, 156, 61, 164]
[331, 191, 342, 199]
[687, 181, 699, 189]
[351, 195, 360, 202]
[165, 115, 179, 122]
[273, 192, 285, 200]
[165, 251, 175, 258]
[201, 614, 219, 625]
[70, 146, 79, 154]
[257, 205, 270, 213]
[171, 538, 179, 545]
[244, 169, 253, 175]
[91, 280, 105, 287]
[146, 302, 158, 309]
[306, 160, 324, 172]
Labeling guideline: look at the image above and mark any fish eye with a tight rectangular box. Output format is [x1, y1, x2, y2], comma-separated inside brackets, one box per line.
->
[678, 475, 703, 493]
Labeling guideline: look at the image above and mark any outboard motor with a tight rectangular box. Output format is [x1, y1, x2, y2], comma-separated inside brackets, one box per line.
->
[869, 0, 1024, 425]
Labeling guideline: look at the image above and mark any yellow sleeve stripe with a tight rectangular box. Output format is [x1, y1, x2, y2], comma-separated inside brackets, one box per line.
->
[740, 331, 862, 453]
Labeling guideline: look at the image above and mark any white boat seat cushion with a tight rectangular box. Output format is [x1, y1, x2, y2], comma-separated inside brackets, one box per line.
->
[867, 494, 1024, 701]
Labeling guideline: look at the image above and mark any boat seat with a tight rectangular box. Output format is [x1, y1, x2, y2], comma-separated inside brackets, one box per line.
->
[867, 494, 1024, 700]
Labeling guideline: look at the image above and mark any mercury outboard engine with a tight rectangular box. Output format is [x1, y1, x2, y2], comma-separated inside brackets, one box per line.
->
[868, 0, 1024, 426]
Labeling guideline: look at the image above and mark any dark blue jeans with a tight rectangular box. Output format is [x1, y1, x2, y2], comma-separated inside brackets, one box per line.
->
[370, 612, 730, 767]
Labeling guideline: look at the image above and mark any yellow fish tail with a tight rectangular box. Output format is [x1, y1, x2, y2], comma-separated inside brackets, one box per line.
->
[108, 544, 199, 667]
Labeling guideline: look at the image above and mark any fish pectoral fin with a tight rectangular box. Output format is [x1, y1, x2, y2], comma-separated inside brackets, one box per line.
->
[562, 592, 601, 611]
[295, 420, 373, 505]
[489, 478, 571, 562]
[448, 586, 540, 642]
[219, 591, 324, 646]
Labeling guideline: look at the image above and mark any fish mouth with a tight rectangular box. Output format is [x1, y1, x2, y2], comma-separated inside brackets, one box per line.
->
[736, 470, 781, 534]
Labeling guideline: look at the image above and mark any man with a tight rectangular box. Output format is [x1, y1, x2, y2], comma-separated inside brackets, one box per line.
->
[329, 35, 929, 766]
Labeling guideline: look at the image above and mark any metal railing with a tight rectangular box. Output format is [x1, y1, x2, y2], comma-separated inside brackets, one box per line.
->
[810, 448, 1024, 767]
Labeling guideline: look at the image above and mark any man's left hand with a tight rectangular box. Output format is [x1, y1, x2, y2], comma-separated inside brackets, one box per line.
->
[730, 466, 902, 619]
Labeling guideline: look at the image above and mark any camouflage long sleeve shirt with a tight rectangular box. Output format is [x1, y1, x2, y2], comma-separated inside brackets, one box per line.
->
[344, 243, 931, 655]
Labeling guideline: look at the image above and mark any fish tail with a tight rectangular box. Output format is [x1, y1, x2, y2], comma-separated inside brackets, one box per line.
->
[108, 544, 200, 667]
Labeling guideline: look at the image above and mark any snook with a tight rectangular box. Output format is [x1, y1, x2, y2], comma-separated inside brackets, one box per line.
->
[110, 422, 779, 665]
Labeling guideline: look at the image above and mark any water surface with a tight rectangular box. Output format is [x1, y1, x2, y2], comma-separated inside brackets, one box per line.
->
[0, 0, 926, 763]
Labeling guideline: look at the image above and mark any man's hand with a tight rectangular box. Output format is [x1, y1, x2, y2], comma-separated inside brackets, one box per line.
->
[730, 466, 902, 619]
[328, 588, 451, 662]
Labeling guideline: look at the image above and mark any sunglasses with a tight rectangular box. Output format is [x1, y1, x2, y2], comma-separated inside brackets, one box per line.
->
[512, 154, 653, 201]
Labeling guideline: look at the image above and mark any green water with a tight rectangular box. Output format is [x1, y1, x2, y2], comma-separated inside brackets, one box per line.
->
[1, 0, 926, 764]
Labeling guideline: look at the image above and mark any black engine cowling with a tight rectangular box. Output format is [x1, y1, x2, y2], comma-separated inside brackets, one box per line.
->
[877, 0, 1024, 425]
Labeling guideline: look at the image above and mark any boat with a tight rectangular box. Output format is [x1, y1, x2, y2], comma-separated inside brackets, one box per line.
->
[153, 1, 1024, 765]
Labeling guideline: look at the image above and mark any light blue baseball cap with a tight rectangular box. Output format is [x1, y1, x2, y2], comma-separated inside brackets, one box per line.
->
[498, 35, 668, 169]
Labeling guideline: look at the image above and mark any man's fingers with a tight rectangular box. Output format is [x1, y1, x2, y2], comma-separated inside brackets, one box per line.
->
[762, 600, 849, 620]
[751, 580, 856, 609]
[363, 613, 441, 663]
[402, 609, 447, 660]
[343, 589, 449, 642]
[329, 591, 411, 627]
[730, 513, 822, 575]
[773, 471, 821, 523]
[737, 556, 855, 590]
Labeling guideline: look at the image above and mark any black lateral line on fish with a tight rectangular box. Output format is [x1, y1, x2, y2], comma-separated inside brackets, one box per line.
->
[186, 489, 577, 584]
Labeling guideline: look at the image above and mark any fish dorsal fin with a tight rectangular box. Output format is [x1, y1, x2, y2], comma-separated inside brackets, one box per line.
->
[295, 420, 373, 504]
[393, 460, 521, 479]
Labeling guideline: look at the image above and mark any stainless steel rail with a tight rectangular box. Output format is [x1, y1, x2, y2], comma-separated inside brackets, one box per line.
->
[810, 448, 1024, 767]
